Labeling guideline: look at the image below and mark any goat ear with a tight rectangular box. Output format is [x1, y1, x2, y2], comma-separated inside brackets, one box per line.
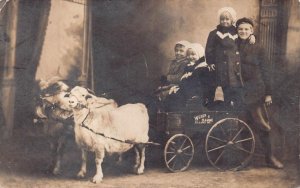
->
[86, 88, 95, 95]
[39, 79, 49, 90]
[85, 95, 92, 100]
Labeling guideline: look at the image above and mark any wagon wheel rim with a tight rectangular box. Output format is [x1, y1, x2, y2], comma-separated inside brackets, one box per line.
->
[164, 134, 194, 172]
[205, 118, 255, 171]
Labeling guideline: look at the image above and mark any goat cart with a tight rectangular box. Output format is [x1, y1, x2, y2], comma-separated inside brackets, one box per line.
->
[153, 109, 256, 172]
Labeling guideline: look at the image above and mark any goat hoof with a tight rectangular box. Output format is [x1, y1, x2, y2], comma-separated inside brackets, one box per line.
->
[133, 167, 144, 175]
[44, 168, 53, 175]
[76, 170, 86, 178]
[115, 155, 123, 165]
[52, 168, 61, 175]
[91, 175, 103, 183]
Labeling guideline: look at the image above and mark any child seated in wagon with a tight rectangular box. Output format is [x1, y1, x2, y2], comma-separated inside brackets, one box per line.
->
[164, 43, 213, 111]
[155, 40, 191, 102]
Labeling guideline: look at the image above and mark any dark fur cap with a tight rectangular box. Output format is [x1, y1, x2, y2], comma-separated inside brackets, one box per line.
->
[236, 17, 254, 28]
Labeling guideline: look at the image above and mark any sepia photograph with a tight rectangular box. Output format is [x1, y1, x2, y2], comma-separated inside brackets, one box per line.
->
[0, 0, 299, 187]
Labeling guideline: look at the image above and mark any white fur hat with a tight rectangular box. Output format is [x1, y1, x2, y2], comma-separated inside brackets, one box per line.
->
[189, 43, 205, 58]
[175, 40, 191, 49]
[217, 7, 237, 23]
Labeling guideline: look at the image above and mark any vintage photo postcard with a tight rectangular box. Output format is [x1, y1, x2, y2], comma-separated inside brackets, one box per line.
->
[0, 0, 299, 187]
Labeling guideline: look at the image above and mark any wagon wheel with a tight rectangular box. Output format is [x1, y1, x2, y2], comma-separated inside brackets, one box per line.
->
[205, 118, 255, 171]
[164, 134, 194, 172]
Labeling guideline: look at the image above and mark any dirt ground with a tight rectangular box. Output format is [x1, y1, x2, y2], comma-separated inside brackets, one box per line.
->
[0, 133, 298, 188]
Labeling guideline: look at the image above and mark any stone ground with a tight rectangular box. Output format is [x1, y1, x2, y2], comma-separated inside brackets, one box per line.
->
[0, 133, 298, 188]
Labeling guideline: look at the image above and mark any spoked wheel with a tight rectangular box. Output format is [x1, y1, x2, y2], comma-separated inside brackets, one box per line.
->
[164, 134, 194, 172]
[205, 118, 255, 171]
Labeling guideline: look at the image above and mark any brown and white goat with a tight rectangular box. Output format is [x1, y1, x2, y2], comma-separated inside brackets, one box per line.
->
[34, 80, 73, 175]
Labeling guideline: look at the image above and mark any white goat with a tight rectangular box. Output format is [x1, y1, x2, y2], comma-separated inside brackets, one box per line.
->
[67, 86, 119, 179]
[58, 91, 149, 183]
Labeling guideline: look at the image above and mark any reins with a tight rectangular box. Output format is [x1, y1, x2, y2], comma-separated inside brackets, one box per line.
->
[80, 108, 160, 146]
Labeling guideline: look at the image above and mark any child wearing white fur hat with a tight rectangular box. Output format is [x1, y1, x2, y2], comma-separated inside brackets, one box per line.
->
[155, 40, 190, 101]
[165, 43, 211, 111]
[205, 7, 255, 109]
[167, 40, 191, 84]
[181, 43, 209, 99]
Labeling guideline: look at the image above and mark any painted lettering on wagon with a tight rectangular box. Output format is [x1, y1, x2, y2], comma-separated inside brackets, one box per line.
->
[194, 114, 213, 125]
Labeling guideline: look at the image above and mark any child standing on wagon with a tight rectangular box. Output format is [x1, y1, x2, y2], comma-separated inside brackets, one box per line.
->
[205, 7, 255, 110]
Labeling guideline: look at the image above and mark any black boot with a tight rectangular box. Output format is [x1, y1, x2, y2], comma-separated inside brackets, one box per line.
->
[265, 155, 284, 169]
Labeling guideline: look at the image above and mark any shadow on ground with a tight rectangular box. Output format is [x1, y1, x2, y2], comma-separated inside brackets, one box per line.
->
[0, 131, 298, 188]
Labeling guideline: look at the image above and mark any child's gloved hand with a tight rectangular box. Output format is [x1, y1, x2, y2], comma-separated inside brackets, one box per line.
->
[208, 64, 215, 71]
[265, 95, 272, 106]
[180, 72, 193, 80]
[249, 34, 256, 45]
[169, 85, 180, 95]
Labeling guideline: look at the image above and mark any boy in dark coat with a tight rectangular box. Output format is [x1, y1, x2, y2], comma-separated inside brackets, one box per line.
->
[236, 17, 283, 169]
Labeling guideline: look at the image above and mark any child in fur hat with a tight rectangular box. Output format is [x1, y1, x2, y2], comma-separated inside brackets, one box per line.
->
[165, 43, 210, 111]
[180, 43, 210, 100]
[155, 40, 190, 101]
[167, 40, 191, 84]
[205, 7, 255, 110]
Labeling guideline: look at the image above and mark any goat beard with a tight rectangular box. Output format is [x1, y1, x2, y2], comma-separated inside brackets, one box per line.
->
[36, 105, 48, 119]
[48, 107, 73, 122]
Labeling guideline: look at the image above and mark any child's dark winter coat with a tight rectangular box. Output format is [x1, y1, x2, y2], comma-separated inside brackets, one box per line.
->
[205, 24, 243, 88]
